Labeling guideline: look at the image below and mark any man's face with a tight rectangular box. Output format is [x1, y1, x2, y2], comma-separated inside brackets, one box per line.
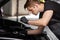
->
[27, 6, 39, 15]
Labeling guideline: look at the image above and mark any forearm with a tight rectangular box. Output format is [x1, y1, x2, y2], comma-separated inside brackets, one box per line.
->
[28, 19, 46, 26]
[28, 10, 53, 26]
[28, 20, 40, 26]
[27, 26, 45, 35]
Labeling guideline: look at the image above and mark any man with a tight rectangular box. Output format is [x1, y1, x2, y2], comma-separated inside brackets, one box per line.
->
[20, 0, 60, 39]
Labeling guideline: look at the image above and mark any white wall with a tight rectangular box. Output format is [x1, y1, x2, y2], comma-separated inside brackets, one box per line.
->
[3, 0, 28, 16]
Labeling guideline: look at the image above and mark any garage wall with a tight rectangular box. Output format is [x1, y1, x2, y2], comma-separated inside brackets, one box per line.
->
[3, 0, 28, 16]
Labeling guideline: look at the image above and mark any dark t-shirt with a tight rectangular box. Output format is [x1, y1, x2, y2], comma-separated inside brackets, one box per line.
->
[39, 1, 60, 39]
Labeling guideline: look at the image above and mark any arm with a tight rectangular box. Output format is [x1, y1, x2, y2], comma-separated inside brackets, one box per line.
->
[27, 10, 53, 35]
[27, 26, 45, 35]
[0, 0, 10, 7]
[28, 10, 53, 26]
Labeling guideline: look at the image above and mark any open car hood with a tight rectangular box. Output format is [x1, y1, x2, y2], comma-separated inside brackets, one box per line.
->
[0, 18, 30, 39]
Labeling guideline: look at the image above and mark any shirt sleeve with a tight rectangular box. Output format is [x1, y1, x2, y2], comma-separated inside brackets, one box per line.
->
[44, 1, 54, 11]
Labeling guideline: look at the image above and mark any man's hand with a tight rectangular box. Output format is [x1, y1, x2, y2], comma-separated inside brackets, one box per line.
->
[18, 29, 27, 37]
[20, 17, 28, 24]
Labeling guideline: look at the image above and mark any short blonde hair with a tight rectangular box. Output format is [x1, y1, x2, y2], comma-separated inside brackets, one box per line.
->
[24, 0, 45, 9]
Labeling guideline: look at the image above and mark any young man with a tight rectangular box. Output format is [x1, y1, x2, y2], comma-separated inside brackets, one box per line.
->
[20, 0, 60, 39]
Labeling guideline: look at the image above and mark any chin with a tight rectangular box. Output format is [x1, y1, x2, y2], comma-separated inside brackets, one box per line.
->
[33, 13, 38, 15]
[34, 14, 38, 15]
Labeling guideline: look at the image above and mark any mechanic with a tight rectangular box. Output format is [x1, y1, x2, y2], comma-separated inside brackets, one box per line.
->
[20, 0, 60, 39]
